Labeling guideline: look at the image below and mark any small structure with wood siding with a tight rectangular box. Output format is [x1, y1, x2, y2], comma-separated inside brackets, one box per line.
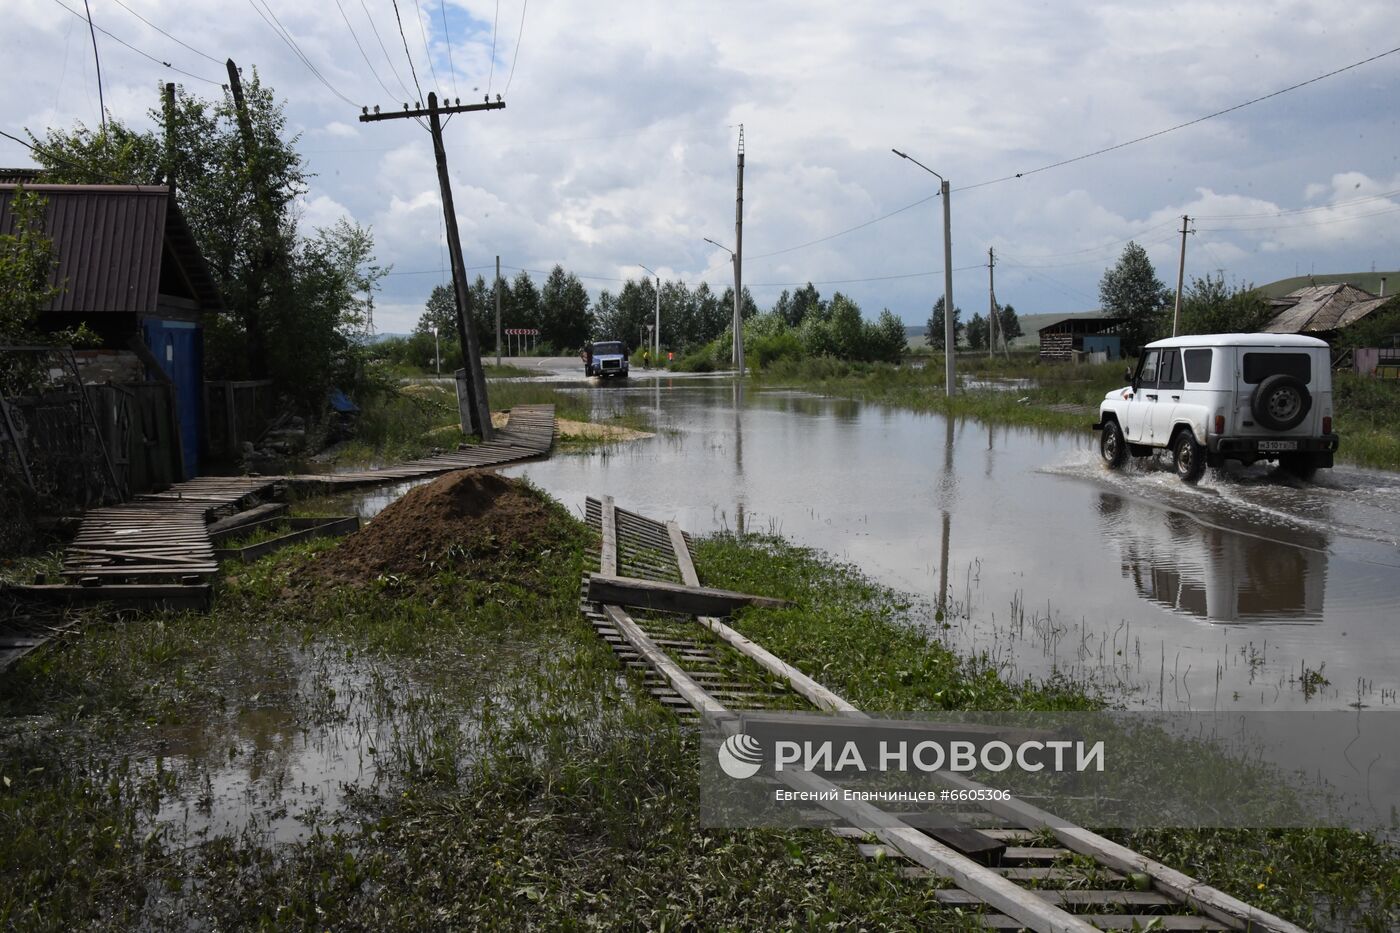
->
[1037, 316, 1126, 362]
[0, 181, 225, 482]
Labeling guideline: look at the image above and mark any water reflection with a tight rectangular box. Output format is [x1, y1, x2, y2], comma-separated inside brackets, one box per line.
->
[1096, 492, 1327, 624]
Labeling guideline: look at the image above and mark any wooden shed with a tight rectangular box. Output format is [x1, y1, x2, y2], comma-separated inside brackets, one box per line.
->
[1037, 316, 1126, 362]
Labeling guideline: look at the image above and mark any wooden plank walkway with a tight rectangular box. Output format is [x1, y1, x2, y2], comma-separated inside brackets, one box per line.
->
[58, 405, 555, 586]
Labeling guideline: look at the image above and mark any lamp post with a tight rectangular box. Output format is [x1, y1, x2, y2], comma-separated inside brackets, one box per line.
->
[432, 324, 441, 376]
[703, 237, 743, 373]
[639, 263, 661, 366]
[892, 148, 955, 396]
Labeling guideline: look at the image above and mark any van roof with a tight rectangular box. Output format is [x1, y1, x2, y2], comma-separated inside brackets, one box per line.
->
[1145, 333, 1329, 350]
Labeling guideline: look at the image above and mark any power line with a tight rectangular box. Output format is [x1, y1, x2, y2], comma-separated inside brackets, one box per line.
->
[80, 0, 106, 132]
[956, 44, 1400, 193]
[746, 44, 1400, 263]
[502, 0, 528, 96]
[747, 193, 938, 261]
[1197, 203, 1400, 233]
[49, 0, 221, 85]
[245, 0, 361, 107]
[413, 0, 442, 93]
[438, 0, 459, 97]
[333, 0, 399, 103]
[390, 0, 425, 103]
[1195, 187, 1400, 221]
[107, 0, 223, 66]
[486, 0, 500, 94]
[358, 0, 416, 103]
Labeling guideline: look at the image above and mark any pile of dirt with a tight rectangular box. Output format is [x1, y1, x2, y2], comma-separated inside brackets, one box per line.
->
[310, 470, 567, 585]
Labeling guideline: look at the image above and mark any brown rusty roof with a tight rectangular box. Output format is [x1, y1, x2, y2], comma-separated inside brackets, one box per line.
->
[0, 183, 223, 315]
[1262, 283, 1392, 334]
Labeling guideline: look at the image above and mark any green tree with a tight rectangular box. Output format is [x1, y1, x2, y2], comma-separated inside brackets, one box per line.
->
[0, 186, 62, 346]
[1177, 273, 1269, 336]
[866, 310, 908, 363]
[539, 264, 591, 351]
[998, 303, 1023, 342]
[925, 296, 964, 350]
[789, 282, 823, 327]
[32, 74, 381, 406]
[508, 269, 542, 333]
[965, 312, 989, 350]
[1099, 242, 1170, 353]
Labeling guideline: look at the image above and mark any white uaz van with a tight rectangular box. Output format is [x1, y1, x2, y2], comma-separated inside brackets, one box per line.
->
[1092, 334, 1339, 483]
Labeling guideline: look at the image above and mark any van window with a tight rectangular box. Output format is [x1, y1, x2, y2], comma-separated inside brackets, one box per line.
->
[1158, 349, 1184, 390]
[1183, 348, 1213, 383]
[1137, 349, 1160, 387]
[1242, 352, 1311, 385]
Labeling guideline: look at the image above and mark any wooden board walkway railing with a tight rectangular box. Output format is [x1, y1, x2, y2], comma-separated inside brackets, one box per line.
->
[57, 405, 555, 587]
[582, 495, 1307, 933]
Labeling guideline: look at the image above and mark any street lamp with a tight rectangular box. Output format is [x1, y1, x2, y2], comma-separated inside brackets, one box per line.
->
[639, 263, 661, 367]
[704, 237, 744, 373]
[432, 324, 441, 376]
[892, 148, 955, 396]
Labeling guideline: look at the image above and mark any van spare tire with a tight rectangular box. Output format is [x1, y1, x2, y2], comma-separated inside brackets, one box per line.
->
[1251, 374, 1311, 431]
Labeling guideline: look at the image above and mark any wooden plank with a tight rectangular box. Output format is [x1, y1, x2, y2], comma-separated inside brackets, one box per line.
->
[934, 889, 1176, 908]
[602, 605, 727, 714]
[587, 574, 788, 616]
[599, 495, 618, 577]
[206, 502, 288, 537]
[4, 583, 211, 611]
[213, 516, 359, 563]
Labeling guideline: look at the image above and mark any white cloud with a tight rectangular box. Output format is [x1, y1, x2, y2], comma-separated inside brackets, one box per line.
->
[3, 0, 1397, 324]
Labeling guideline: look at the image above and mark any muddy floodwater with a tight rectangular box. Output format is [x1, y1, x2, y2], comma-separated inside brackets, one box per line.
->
[489, 364, 1400, 711]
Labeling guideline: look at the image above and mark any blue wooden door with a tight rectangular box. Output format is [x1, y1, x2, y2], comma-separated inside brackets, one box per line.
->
[143, 320, 202, 478]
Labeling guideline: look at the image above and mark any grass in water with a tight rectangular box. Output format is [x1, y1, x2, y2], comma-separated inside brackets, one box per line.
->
[1, 493, 1394, 929]
[758, 354, 1400, 471]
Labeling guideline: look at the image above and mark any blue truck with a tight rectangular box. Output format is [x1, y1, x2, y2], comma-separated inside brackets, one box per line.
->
[584, 340, 630, 379]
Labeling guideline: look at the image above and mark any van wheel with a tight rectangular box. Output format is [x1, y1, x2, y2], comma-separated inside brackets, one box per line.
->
[1172, 430, 1206, 484]
[1099, 420, 1127, 469]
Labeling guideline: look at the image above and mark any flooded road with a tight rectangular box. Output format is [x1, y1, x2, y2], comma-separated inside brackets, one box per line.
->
[494, 363, 1400, 711]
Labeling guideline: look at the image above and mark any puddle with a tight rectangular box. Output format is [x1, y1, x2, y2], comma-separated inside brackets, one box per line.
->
[147, 645, 472, 845]
[499, 363, 1400, 711]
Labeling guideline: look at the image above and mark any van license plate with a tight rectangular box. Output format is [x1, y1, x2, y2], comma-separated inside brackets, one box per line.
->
[1258, 440, 1298, 451]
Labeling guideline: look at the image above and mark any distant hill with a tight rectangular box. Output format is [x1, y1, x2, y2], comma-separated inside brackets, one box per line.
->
[1258, 271, 1399, 299]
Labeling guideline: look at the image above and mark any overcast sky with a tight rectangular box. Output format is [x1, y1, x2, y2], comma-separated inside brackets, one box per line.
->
[5, 0, 1399, 332]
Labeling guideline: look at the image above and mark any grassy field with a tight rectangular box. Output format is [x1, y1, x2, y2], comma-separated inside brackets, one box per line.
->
[756, 353, 1400, 471]
[1, 499, 1394, 929]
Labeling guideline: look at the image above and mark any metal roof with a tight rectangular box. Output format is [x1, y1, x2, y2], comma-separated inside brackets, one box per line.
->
[1036, 315, 1125, 333]
[1261, 283, 1391, 334]
[1147, 333, 1328, 349]
[0, 183, 223, 314]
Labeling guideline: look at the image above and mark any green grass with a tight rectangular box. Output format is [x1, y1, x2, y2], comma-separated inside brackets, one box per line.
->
[758, 354, 1400, 471]
[2, 492, 1394, 929]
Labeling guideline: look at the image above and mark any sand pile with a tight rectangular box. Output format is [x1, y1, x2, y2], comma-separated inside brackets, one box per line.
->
[311, 470, 566, 585]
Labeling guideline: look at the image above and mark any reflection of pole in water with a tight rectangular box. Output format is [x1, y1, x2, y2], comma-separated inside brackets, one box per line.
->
[733, 380, 744, 476]
[938, 509, 951, 614]
[938, 415, 955, 613]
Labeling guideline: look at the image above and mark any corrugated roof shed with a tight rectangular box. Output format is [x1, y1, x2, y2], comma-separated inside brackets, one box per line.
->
[1262, 283, 1392, 334]
[0, 183, 222, 314]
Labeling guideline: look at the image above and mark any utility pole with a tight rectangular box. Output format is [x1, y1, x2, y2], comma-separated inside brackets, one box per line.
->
[941, 178, 955, 393]
[162, 82, 176, 196]
[1172, 214, 1192, 337]
[360, 92, 502, 439]
[494, 254, 502, 368]
[733, 126, 745, 375]
[227, 60, 275, 378]
[987, 246, 997, 359]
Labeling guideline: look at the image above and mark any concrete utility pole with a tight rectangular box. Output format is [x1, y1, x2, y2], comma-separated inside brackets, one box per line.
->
[987, 246, 997, 359]
[733, 126, 745, 375]
[360, 93, 503, 439]
[1172, 214, 1192, 337]
[892, 149, 956, 395]
[639, 264, 661, 364]
[162, 82, 177, 196]
[495, 254, 502, 368]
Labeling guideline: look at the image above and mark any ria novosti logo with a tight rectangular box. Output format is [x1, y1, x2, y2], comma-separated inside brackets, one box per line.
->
[717, 733, 763, 779]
